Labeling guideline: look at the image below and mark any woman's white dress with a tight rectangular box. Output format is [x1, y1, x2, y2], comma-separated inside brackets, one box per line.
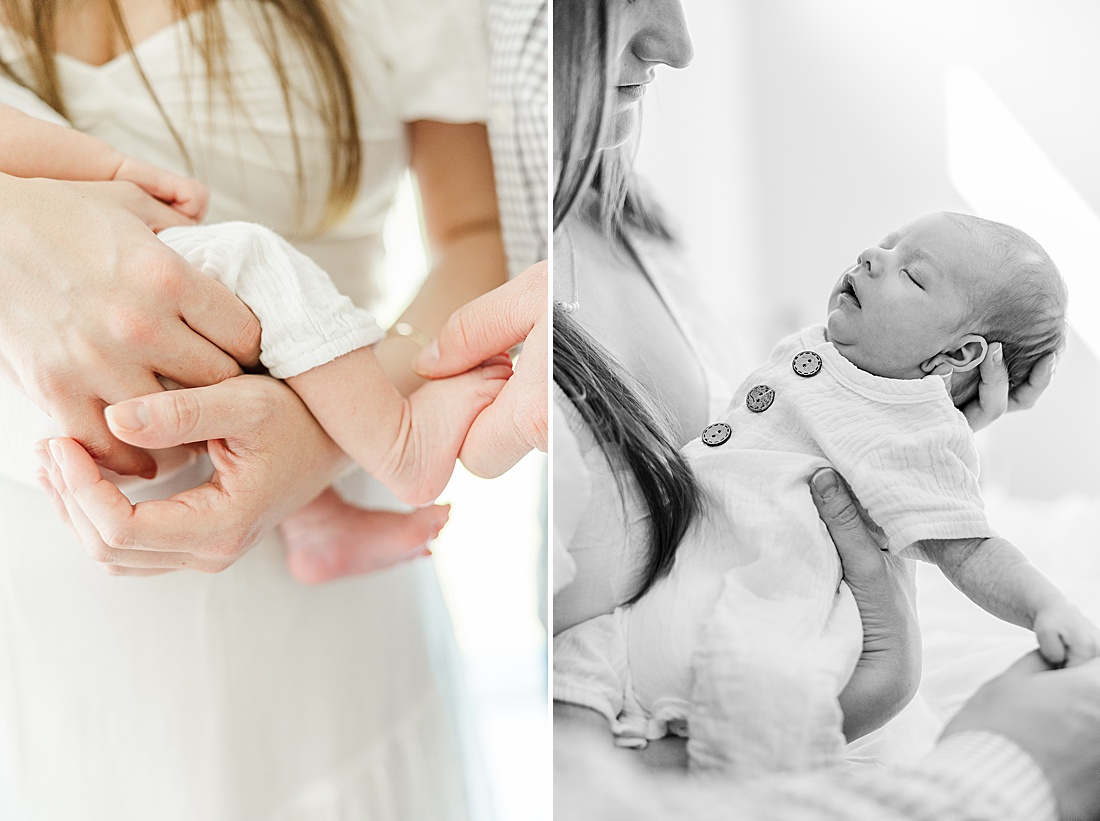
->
[0, 2, 492, 818]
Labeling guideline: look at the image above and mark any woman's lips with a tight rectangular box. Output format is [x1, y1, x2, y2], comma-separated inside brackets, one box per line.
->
[617, 84, 646, 103]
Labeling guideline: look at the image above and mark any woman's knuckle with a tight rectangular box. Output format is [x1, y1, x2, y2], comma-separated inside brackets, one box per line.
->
[109, 306, 158, 346]
[161, 391, 202, 438]
[234, 313, 262, 358]
[87, 545, 114, 564]
[100, 524, 135, 550]
[144, 252, 188, 301]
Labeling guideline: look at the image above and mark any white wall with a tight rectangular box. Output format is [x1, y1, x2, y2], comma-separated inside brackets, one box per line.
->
[635, 0, 1100, 499]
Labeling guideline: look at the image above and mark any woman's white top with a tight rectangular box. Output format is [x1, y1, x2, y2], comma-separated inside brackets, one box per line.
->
[0, 2, 492, 819]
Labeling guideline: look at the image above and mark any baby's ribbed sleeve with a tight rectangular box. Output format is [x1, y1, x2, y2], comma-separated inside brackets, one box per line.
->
[160, 223, 384, 379]
[819, 393, 993, 552]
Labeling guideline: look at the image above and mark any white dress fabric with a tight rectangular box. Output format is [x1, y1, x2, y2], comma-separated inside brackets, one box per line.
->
[0, 2, 492, 819]
[554, 325, 993, 777]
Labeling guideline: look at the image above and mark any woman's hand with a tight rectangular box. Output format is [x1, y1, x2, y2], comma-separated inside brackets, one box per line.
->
[37, 375, 347, 575]
[0, 175, 261, 478]
[809, 468, 922, 741]
[944, 651, 1100, 821]
[961, 342, 1056, 432]
[415, 260, 548, 477]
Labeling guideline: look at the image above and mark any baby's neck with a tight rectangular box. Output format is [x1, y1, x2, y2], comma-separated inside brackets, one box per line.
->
[823, 326, 941, 384]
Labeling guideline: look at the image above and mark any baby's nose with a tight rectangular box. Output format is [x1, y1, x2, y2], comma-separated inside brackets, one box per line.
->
[858, 248, 880, 276]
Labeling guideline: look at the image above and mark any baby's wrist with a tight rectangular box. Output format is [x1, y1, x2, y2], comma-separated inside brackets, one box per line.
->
[106, 150, 133, 183]
[1029, 594, 1073, 625]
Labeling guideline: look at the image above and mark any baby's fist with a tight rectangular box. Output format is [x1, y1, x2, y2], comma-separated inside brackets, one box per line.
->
[1033, 602, 1100, 667]
[113, 155, 209, 221]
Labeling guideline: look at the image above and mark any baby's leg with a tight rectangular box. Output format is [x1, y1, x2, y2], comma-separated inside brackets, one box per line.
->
[287, 349, 512, 506]
[281, 487, 449, 584]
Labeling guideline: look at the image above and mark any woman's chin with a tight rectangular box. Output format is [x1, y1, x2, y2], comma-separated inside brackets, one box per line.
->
[602, 107, 639, 150]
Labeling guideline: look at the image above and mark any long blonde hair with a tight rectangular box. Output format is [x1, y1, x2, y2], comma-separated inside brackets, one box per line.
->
[0, 0, 361, 231]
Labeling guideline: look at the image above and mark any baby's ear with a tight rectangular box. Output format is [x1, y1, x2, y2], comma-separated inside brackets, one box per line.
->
[920, 334, 988, 376]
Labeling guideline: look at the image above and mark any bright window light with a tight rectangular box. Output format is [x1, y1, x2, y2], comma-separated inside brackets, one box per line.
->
[945, 64, 1099, 359]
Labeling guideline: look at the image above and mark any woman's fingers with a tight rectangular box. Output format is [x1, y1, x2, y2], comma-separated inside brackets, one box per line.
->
[809, 468, 884, 581]
[963, 346, 1056, 431]
[962, 342, 1009, 432]
[415, 260, 546, 378]
[43, 437, 235, 568]
[150, 323, 246, 389]
[50, 393, 159, 479]
[104, 378, 265, 449]
[176, 271, 262, 368]
[1009, 351, 1056, 412]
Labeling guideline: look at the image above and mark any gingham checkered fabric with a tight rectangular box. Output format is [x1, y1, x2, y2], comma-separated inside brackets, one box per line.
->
[487, 0, 548, 278]
[557, 731, 1057, 821]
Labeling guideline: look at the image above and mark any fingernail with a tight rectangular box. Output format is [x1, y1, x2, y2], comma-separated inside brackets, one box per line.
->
[993, 343, 1003, 363]
[812, 468, 837, 496]
[414, 340, 439, 373]
[47, 439, 64, 469]
[106, 401, 149, 432]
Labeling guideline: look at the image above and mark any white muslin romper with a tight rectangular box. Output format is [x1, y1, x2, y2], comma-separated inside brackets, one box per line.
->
[554, 325, 993, 777]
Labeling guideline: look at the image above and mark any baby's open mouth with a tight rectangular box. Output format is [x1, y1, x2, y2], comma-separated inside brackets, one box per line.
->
[840, 271, 861, 307]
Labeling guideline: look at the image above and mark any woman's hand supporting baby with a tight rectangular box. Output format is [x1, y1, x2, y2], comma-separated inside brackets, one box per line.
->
[37, 375, 347, 575]
[961, 342, 1056, 432]
[0, 175, 260, 478]
[809, 468, 923, 741]
[414, 260, 548, 477]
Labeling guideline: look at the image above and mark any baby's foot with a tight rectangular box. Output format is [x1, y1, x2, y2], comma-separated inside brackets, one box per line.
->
[281, 487, 449, 585]
[374, 358, 512, 505]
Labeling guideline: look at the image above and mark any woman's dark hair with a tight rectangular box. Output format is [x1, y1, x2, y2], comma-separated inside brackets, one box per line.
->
[554, 305, 701, 603]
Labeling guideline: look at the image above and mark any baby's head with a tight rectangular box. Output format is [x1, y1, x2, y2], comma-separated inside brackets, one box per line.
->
[826, 211, 1067, 404]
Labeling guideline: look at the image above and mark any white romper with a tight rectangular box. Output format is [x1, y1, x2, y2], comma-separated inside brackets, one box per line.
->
[554, 325, 993, 777]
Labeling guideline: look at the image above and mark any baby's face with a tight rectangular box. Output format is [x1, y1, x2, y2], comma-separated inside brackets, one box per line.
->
[826, 212, 992, 380]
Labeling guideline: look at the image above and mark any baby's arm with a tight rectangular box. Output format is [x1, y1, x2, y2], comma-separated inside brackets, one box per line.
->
[158, 222, 510, 507]
[0, 102, 122, 180]
[921, 537, 1100, 666]
[0, 103, 207, 220]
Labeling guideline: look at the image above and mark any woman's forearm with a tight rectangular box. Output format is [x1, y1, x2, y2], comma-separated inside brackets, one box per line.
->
[374, 224, 507, 395]
[378, 119, 508, 395]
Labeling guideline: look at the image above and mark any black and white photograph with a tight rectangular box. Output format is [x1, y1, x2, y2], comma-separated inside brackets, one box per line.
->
[552, 2, 1100, 819]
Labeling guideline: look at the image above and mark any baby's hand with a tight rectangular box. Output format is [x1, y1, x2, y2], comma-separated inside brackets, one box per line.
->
[113, 155, 209, 222]
[1033, 601, 1100, 667]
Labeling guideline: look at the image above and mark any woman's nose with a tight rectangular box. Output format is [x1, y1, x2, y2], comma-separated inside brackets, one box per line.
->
[633, 0, 694, 69]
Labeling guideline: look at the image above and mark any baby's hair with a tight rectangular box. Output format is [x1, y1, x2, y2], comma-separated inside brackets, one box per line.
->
[945, 213, 1068, 407]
